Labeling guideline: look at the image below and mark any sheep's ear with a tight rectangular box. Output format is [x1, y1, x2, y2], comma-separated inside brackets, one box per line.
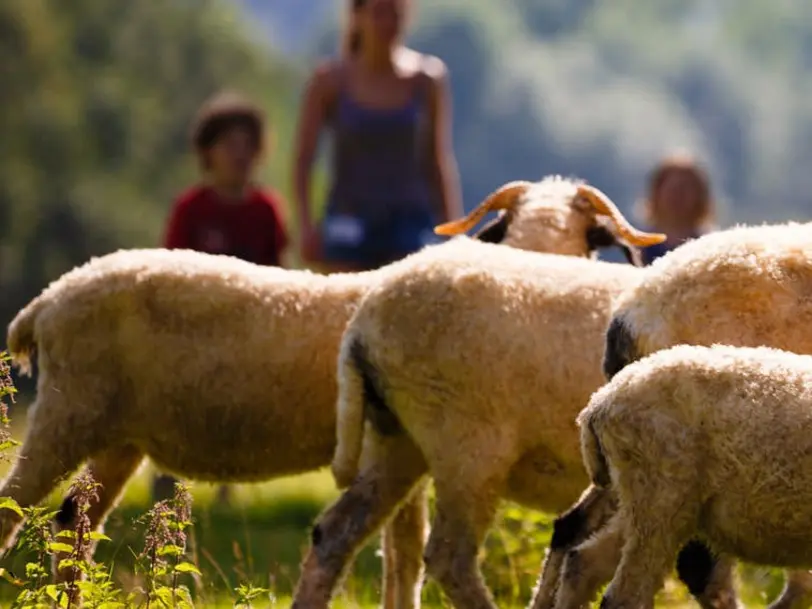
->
[434, 181, 532, 236]
[576, 185, 667, 247]
[473, 211, 511, 243]
[586, 225, 644, 267]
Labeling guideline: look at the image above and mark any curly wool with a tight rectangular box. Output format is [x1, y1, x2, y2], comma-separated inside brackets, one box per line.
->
[611, 221, 812, 363]
[580, 344, 812, 609]
[3, 174, 647, 608]
[292, 239, 648, 609]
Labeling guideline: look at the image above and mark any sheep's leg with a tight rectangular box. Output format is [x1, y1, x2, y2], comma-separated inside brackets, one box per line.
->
[423, 461, 510, 609]
[51, 444, 144, 587]
[382, 479, 430, 609]
[768, 570, 812, 609]
[292, 437, 427, 609]
[676, 542, 740, 609]
[599, 483, 697, 609]
[599, 531, 675, 609]
[0, 408, 92, 554]
[529, 484, 617, 609]
[552, 511, 625, 609]
[383, 522, 397, 609]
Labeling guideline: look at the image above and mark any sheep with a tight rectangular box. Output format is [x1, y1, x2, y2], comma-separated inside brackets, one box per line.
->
[289, 186, 667, 609]
[536, 221, 812, 609]
[573, 343, 812, 609]
[2, 175, 649, 608]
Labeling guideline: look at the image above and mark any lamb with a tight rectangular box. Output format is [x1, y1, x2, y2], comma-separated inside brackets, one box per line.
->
[535, 221, 812, 609]
[2, 175, 650, 608]
[574, 344, 812, 609]
[289, 185, 666, 609]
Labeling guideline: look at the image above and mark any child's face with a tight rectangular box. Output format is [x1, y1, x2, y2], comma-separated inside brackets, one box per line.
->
[655, 170, 703, 226]
[207, 126, 259, 186]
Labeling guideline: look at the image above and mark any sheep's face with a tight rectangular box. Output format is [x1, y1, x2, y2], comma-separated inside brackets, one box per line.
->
[437, 176, 666, 265]
[604, 285, 677, 380]
[603, 314, 640, 380]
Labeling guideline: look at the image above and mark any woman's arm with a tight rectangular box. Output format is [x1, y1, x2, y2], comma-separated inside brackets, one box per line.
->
[424, 57, 463, 223]
[292, 62, 334, 243]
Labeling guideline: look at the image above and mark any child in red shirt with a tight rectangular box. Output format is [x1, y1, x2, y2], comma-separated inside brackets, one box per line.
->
[163, 91, 289, 266]
[153, 91, 289, 505]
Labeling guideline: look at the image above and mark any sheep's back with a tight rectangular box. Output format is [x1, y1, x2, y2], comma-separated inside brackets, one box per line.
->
[32, 249, 372, 427]
[615, 222, 812, 355]
[353, 241, 642, 449]
[586, 344, 812, 561]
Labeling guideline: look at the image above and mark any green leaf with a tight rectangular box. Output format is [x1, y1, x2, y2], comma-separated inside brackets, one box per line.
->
[156, 544, 184, 557]
[45, 583, 60, 601]
[47, 542, 75, 554]
[88, 531, 112, 542]
[153, 586, 175, 607]
[55, 530, 76, 540]
[0, 498, 23, 518]
[173, 562, 201, 575]
[0, 567, 23, 587]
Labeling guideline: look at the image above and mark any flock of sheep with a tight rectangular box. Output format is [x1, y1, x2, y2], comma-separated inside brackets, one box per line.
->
[4, 174, 812, 609]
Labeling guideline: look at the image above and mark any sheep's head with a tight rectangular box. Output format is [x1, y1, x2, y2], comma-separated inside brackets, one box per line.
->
[602, 233, 720, 380]
[602, 314, 640, 380]
[434, 176, 666, 265]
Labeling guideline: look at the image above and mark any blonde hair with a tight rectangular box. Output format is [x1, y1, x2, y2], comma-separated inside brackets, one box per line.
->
[636, 153, 715, 231]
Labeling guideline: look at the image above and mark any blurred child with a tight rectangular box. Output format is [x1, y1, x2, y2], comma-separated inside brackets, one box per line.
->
[164, 91, 289, 265]
[637, 153, 716, 265]
[153, 91, 289, 505]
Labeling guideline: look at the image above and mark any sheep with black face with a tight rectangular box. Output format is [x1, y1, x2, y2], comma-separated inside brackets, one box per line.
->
[290, 183, 666, 609]
[577, 344, 812, 609]
[536, 222, 812, 609]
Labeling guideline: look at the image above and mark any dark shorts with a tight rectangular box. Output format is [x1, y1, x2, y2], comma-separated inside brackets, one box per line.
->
[321, 205, 441, 270]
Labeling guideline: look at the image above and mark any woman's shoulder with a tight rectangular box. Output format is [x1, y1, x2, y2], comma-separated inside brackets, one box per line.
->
[420, 54, 449, 81]
[402, 48, 448, 83]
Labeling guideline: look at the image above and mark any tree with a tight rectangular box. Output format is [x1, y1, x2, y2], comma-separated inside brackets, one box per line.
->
[1, 0, 302, 389]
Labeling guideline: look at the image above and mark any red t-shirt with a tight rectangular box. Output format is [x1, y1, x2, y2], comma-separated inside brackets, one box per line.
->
[163, 185, 289, 266]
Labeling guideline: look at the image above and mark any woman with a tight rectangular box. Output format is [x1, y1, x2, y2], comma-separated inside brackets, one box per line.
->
[293, 0, 463, 272]
[636, 153, 716, 265]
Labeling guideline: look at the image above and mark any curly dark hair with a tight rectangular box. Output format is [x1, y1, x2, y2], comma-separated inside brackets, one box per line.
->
[190, 91, 265, 158]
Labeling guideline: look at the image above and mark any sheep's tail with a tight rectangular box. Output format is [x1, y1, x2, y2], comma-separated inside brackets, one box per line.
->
[579, 408, 612, 488]
[331, 329, 373, 488]
[6, 294, 47, 377]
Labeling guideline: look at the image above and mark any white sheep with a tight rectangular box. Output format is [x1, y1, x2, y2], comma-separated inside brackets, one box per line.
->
[3, 176, 652, 607]
[537, 221, 812, 609]
[573, 344, 812, 609]
[289, 187, 666, 609]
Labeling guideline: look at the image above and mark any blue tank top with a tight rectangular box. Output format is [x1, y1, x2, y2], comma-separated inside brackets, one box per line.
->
[326, 77, 433, 222]
[641, 230, 702, 265]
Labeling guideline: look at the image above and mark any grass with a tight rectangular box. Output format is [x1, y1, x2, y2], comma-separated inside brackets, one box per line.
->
[0, 390, 791, 607]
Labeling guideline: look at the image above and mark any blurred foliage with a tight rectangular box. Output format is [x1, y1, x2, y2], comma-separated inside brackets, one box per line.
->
[0, 2, 808, 604]
[7, 0, 812, 335]
[305, 0, 812, 235]
[0, 0, 302, 337]
[408, 0, 812, 228]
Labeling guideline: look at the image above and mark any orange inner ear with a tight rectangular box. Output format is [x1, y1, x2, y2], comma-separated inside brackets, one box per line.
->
[434, 181, 532, 236]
